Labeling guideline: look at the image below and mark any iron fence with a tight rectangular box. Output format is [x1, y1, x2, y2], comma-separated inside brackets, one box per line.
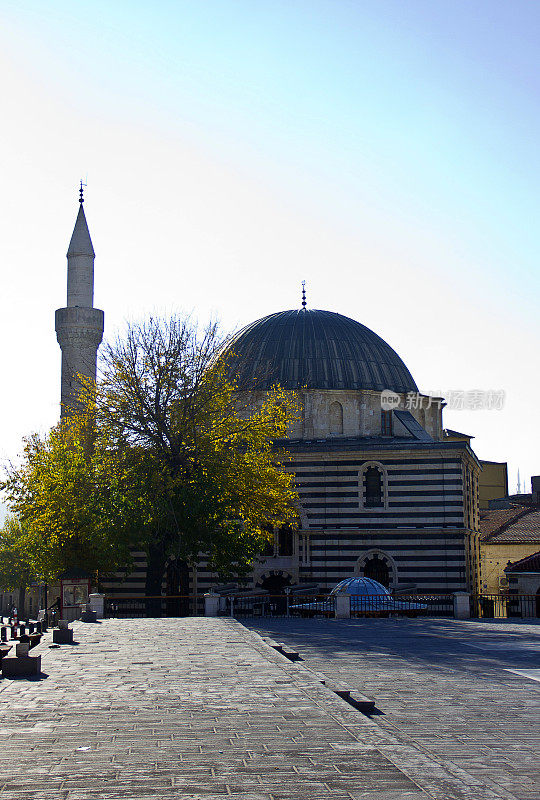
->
[471, 594, 540, 619]
[225, 593, 335, 618]
[102, 592, 540, 620]
[105, 595, 203, 618]
[349, 593, 454, 617]
[227, 593, 454, 618]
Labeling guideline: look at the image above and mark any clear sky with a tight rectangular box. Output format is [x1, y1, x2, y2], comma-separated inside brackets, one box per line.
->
[1, 1, 539, 509]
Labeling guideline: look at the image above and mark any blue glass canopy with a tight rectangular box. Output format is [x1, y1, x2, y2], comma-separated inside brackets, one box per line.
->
[329, 577, 390, 596]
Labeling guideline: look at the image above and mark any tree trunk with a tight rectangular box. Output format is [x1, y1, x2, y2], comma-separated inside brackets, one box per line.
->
[165, 558, 190, 617]
[145, 539, 166, 617]
[18, 586, 26, 620]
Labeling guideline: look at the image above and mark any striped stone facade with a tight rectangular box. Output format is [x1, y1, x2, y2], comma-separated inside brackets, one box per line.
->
[102, 437, 481, 600]
[248, 438, 480, 595]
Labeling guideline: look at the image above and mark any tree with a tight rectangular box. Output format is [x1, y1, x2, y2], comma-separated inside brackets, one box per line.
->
[90, 315, 300, 596]
[2, 419, 141, 583]
[0, 515, 36, 612]
[2, 316, 300, 597]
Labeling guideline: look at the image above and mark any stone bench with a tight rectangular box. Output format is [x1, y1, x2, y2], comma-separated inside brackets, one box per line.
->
[1, 639, 41, 677]
[53, 620, 74, 644]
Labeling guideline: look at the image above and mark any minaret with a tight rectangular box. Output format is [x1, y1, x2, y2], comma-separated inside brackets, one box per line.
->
[55, 185, 104, 417]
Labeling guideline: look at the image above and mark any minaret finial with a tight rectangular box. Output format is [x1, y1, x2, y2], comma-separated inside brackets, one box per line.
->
[301, 280, 307, 309]
[79, 179, 86, 204]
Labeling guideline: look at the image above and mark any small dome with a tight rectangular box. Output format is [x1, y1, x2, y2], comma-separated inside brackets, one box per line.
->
[329, 577, 390, 596]
[225, 309, 417, 392]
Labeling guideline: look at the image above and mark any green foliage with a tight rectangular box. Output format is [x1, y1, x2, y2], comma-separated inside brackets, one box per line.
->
[2, 422, 137, 581]
[0, 515, 35, 593]
[91, 317, 300, 582]
[2, 316, 300, 585]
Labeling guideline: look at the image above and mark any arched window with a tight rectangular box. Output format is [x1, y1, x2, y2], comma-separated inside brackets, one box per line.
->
[380, 410, 392, 436]
[364, 466, 383, 507]
[329, 401, 343, 435]
[359, 461, 388, 509]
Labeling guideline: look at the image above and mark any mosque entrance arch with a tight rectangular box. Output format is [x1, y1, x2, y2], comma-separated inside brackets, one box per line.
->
[258, 571, 293, 595]
[256, 571, 293, 613]
[363, 555, 390, 587]
[355, 550, 397, 589]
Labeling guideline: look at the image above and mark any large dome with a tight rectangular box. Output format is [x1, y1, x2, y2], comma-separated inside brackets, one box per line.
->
[226, 309, 417, 392]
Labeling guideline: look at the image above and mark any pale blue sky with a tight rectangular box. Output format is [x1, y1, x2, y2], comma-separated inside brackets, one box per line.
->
[0, 1, 539, 499]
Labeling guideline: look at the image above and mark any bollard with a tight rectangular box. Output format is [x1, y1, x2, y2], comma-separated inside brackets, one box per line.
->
[1, 627, 7, 642]
[36, 621, 42, 634]
[16, 638, 30, 657]
[28, 623, 34, 634]
[53, 620, 74, 644]
[19, 624, 26, 636]
[80, 604, 97, 623]
[0, 644, 12, 660]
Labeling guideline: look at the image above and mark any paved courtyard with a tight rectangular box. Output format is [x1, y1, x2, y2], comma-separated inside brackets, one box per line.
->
[245, 617, 540, 800]
[0, 617, 533, 800]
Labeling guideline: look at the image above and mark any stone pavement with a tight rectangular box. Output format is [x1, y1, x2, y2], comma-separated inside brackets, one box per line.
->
[0, 618, 515, 800]
[244, 617, 540, 800]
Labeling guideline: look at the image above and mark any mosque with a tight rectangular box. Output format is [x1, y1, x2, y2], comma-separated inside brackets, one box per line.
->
[57, 194, 482, 600]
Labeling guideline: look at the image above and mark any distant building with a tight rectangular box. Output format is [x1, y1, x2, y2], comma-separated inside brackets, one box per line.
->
[505, 550, 540, 603]
[480, 506, 540, 594]
[478, 461, 508, 509]
[443, 432, 508, 511]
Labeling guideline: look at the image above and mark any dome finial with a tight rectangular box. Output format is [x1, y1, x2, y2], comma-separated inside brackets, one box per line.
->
[301, 280, 307, 309]
[79, 179, 86, 204]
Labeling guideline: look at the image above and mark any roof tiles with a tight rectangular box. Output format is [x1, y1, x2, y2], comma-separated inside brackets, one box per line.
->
[480, 507, 540, 543]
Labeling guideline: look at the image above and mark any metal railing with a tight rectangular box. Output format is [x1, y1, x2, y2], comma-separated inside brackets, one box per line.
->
[102, 592, 540, 620]
[227, 593, 335, 618]
[349, 593, 454, 617]
[471, 594, 540, 619]
[105, 595, 203, 618]
[225, 593, 455, 618]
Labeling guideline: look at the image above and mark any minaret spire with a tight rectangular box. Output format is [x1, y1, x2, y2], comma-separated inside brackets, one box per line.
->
[66, 201, 95, 306]
[55, 186, 104, 418]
